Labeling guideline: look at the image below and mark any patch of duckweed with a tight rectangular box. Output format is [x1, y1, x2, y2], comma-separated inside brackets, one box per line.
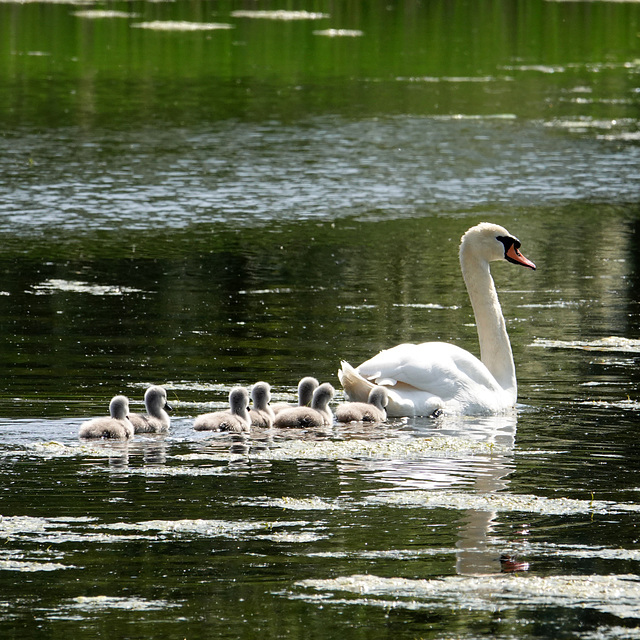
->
[531, 336, 640, 353]
[294, 573, 640, 618]
[73, 10, 135, 18]
[69, 595, 180, 611]
[260, 496, 343, 511]
[131, 21, 233, 31]
[231, 10, 328, 20]
[365, 490, 619, 515]
[99, 518, 310, 539]
[255, 532, 327, 543]
[31, 279, 144, 296]
[176, 437, 509, 463]
[0, 515, 96, 536]
[0, 560, 75, 572]
[313, 29, 364, 37]
[116, 464, 228, 477]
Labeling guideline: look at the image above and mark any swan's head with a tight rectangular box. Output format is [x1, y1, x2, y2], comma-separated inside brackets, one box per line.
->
[109, 395, 130, 420]
[461, 222, 536, 270]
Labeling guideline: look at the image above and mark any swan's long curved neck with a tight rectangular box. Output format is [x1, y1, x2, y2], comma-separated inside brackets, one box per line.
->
[460, 252, 516, 396]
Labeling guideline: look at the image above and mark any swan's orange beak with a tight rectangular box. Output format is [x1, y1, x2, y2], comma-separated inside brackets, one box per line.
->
[507, 244, 536, 270]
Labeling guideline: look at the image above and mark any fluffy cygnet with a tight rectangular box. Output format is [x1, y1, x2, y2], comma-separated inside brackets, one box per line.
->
[335, 386, 389, 423]
[249, 381, 275, 428]
[271, 376, 319, 415]
[273, 382, 335, 428]
[194, 387, 251, 433]
[129, 385, 172, 433]
[78, 395, 134, 440]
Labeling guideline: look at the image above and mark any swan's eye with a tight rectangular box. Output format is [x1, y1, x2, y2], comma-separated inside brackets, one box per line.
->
[497, 235, 536, 270]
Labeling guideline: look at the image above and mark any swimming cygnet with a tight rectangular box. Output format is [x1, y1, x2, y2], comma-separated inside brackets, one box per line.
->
[273, 382, 335, 428]
[271, 376, 319, 415]
[193, 387, 251, 433]
[335, 386, 389, 423]
[78, 395, 134, 440]
[129, 385, 172, 433]
[249, 381, 275, 428]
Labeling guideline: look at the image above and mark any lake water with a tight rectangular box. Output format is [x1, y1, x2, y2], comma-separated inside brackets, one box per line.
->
[1, 1, 640, 638]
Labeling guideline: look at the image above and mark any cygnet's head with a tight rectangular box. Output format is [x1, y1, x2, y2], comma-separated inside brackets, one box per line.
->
[109, 395, 130, 420]
[312, 383, 335, 409]
[229, 387, 250, 414]
[251, 381, 271, 409]
[144, 385, 172, 412]
[368, 386, 389, 409]
[298, 377, 319, 406]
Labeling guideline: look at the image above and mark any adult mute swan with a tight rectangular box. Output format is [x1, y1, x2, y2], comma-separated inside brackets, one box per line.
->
[338, 222, 536, 417]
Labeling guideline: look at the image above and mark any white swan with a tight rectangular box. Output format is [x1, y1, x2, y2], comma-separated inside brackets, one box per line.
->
[338, 222, 536, 417]
[129, 385, 172, 433]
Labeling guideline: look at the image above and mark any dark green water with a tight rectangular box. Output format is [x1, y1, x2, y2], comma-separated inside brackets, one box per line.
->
[1, 1, 640, 638]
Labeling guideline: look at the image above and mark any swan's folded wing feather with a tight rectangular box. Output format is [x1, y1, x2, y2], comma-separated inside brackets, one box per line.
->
[356, 342, 503, 398]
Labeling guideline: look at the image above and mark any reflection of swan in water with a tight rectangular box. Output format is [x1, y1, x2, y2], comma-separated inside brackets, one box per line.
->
[340, 413, 521, 575]
[339, 223, 536, 417]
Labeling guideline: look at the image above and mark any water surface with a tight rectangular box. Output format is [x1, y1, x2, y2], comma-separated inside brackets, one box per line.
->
[1, 1, 640, 639]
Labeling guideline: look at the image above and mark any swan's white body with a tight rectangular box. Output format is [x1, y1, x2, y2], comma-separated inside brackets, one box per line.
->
[339, 223, 536, 417]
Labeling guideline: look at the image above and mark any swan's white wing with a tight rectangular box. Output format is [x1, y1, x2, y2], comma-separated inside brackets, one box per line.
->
[340, 342, 510, 416]
[358, 342, 502, 393]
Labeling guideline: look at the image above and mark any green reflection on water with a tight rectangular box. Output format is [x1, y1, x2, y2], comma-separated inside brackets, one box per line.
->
[1, 0, 639, 125]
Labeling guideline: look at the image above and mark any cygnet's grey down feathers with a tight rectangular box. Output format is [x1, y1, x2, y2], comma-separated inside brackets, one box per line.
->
[194, 387, 251, 433]
[79, 395, 134, 440]
[129, 385, 172, 433]
[249, 381, 275, 428]
[335, 386, 389, 423]
[271, 377, 319, 415]
[273, 383, 335, 428]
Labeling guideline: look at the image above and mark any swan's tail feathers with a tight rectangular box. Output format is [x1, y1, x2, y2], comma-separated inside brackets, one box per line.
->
[338, 361, 376, 403]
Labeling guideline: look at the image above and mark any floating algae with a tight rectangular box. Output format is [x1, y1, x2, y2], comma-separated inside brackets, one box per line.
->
[294, 573, 640, 618]
[69, 595, 179, 611]
[131, 21, 233, 31]
[364, 489, 618, 515]
[231, 10, 328, 20]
